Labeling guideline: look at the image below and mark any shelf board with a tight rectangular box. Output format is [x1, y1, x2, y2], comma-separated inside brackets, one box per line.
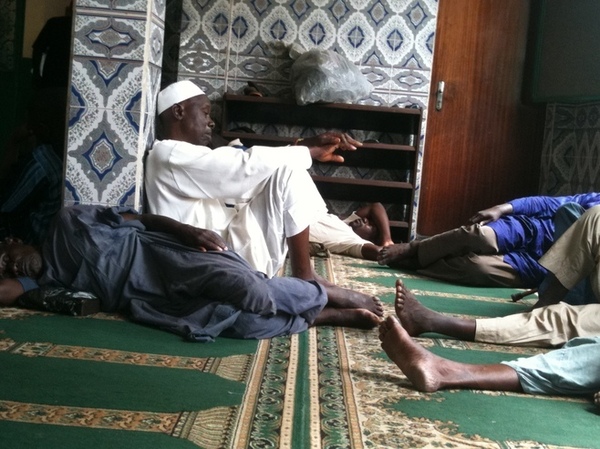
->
[311, 175, 412, 189]
[222, 94, 421, 135]
[389, 220, 409, 229]
[221, 131, 292, 145]
[223, 93, 422, 116]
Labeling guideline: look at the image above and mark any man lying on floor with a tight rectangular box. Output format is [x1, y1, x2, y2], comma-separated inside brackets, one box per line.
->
[0, 205, 383, 342]
[377, 204, 600, 403]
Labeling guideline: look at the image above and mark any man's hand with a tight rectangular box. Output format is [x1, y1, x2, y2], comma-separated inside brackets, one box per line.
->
[300, 132, 362, 163]
[178, 224, 228, 252]
[469, 203, 513, 225]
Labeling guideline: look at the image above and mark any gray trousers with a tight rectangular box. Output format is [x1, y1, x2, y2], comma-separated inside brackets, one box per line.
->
[415, 224, 522, 287]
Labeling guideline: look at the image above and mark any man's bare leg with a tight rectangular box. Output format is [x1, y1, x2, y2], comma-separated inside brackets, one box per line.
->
[313, 307, 381, 329]
[378, 316, 522, 392]
[377, 242, 419, 266]
[595, 391, 600, 410]
[287, 227, 385, 317]
[395, 279, 476, 340]
[534, 272, 569, 308]
[287, 228, 314, 280]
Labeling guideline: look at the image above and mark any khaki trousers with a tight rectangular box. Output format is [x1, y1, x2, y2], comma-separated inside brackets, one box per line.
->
[539, 204, 600, 300]
[475, 303, 600, 347]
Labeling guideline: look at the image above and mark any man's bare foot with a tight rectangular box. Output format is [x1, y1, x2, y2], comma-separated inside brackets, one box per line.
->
[378, 315, 446, 392]
[314, 307, 382, 329]
[379, 316, 521, 393]
[394, 279, 439, 336]
[324, 284, 385, 317]
[377, 243, 416, 265]
[394, 278, 477, 341]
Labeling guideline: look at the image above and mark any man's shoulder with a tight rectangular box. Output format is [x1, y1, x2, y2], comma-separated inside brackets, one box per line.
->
[149, 139, 215, 169]
[147, 140, 177, 165]
[151, 139, 175, 151]
[150, 139, 208, 155]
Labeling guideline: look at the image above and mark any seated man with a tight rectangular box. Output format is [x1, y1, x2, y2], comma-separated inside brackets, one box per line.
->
[145, 80, 360, 280]
[0, 205, 384, 342]
[378, 194, 600, 291]
[146, 80, 385, 311]
[309, 202, 395, 261]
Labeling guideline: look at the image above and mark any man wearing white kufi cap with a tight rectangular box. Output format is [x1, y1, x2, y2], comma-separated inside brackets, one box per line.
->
[146, 80, 384, 314]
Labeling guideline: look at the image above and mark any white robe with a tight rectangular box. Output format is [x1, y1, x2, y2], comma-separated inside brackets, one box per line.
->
[145, 139, 327, 277]
[308, 212, 370, 259]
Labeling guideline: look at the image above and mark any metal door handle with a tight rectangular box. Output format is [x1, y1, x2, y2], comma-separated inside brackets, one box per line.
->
[435, 81, 445, 111]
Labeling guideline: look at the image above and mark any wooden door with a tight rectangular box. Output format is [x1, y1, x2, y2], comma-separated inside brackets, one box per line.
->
[417, 0, 545, 236]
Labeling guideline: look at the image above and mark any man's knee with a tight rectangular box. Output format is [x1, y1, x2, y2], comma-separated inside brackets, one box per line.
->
[578, 205, 600, 233]
[265, 165, 315, 203]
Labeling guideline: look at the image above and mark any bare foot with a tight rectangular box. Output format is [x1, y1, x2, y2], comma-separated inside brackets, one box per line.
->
[395, 279, 477, 341]
[314, 307, 382, 329]
[378, 315, 446, 392]
[324, 284, 385, 317]
[379, 316, 520, 392]
[377, 243, 416, 265]
[394, 279, 439, 336]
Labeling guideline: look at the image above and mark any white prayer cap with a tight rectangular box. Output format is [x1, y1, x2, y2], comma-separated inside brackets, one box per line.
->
[157, 80, 205, 115]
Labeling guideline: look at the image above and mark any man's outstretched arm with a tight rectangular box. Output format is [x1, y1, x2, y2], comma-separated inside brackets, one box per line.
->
[119, 213, 228, 252]
[469, 203, 513, 225]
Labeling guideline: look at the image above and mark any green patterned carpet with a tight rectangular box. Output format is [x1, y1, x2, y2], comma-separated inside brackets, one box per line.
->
[0, 255, 598, 448]
[333, 255, 600, 449]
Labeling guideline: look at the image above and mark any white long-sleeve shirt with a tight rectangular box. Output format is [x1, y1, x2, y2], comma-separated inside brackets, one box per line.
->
[145, 139, 326, 277]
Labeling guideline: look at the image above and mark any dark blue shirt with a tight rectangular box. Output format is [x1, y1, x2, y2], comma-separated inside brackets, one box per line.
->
[488, 193, 600, 286]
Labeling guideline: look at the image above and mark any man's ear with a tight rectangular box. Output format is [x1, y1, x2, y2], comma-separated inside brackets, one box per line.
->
[171, 103, 185, 120]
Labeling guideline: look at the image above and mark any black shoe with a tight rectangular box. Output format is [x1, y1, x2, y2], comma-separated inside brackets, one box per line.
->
[17, 287, 101, 316]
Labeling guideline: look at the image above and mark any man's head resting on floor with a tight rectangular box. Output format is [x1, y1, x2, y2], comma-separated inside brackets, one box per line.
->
[0, 238, 42, 280]
[347, 215, 380, 244]
[156, 80, 214, 146]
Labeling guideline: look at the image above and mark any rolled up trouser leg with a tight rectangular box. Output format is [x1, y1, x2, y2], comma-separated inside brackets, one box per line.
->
[475, 303, 600, 347]
[502, 336, 600, 395]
